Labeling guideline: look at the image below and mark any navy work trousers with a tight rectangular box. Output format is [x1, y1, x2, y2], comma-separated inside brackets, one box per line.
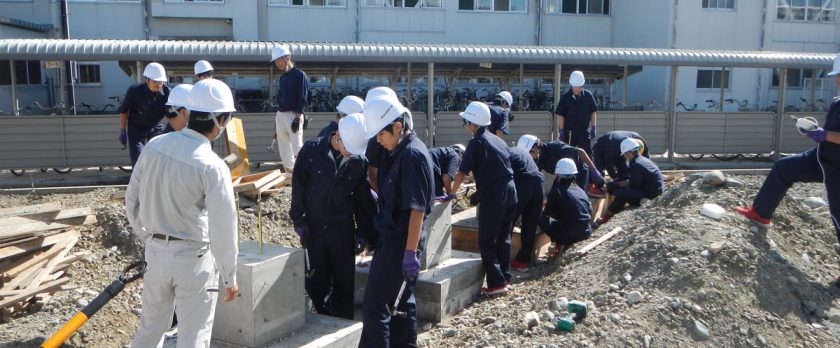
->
[478, 180, 518, 288]
[540, 218, 592, 248]
[607, 187, 646, 214]
[305, 220, 355, 320]
[127, 126, 161, 166]
[513, 179, 544, 264]
[565, 126, 592, 156]
[360, 244, 417, 348]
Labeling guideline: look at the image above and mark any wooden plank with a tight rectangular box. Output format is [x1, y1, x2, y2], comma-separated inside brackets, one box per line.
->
[574, 227, 623, 256]
[0, 229, 67, 249]
[0, 207, 93, 227]
[1, 256, 49, 292]
[225, 117, 251, 181]
[25, 235, 76, 291]
[0, 277, 69, 308]
[0, 230, 78, 262]
[241, 174, 286, 198]
[0, 215, 95, 241]
[1, 251, 48, 278]
[56, 252, 88, 268]
[234, 170, 283, 193]
[0, 202, 63, 219]
[451, 207, 478, 230]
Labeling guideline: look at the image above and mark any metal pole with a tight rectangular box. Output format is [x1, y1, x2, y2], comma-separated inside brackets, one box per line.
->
[427, 62, 435, 146]
[667, 66, 679, 163]
[135, 61, 143, 83]
[718, 67, 726, 112]
[553, 64, 562, 141]
[10, 61, 19, 116]
[407, 63, 412, 108]
[268, 65, 275, 102]
[518, 64, 524, 111]
[809, 68, 817, 109]
[773, 68, 787, 160]
[622, 65, 628, 106]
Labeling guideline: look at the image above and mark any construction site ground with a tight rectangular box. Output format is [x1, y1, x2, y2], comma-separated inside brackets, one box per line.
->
[1, 167, 839, 347]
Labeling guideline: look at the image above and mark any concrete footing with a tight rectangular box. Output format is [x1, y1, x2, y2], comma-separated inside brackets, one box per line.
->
[420, 201, 452, 270]
[261, 312, 363, 348]
[451, 207, 552, 260]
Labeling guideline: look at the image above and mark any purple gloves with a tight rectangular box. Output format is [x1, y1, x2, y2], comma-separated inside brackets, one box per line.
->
[558, 128, 566, 142]
[807, 127, 828, 143]
[355, 238, 367, 255]
[294, 226, 307, 242]
[589, 126, 597, 139]
[589, 168, 605, 186]
[435, 193, 456, 202]
[118, 129, 127, 145]
[402, 250, 420, 280]
[370, 189, 378, 201]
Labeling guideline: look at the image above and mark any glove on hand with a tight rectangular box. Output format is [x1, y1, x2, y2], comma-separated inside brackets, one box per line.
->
[370, 189, 378, 201]
[118, 129, 127, 146]
[354, 238, 367, 255]
[589, 126, 597, 139]
[294, 226, 307, 242]
[589, 168, 605, 186]
[807, 127, 828, 143]
[291, 115, 302, 133]
[558, 128, 566, 142]
[435, 193, 455, 202]
[402, 250, 420, 280]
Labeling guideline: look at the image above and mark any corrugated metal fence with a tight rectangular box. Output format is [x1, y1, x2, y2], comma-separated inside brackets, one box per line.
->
[0, 111, 822, 170]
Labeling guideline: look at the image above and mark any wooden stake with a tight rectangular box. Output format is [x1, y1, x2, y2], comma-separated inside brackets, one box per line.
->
[575, 227, 623, 256]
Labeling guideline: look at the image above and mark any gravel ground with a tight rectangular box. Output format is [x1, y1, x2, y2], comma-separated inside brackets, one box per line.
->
[2, 173, 840, 347]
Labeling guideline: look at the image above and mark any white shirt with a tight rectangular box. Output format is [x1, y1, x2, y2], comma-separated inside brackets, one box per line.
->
[125, 128, 238, 288]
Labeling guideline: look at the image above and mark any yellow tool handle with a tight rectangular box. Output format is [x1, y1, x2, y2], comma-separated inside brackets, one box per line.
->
[41, 312, 89, 348]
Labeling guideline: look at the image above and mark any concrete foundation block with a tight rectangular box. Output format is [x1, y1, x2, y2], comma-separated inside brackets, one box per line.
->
[263, 312, 363, 348]
[355, 250, 484, 323]
[420, 201, 452, 270]
[212, 242, 305, 347]
[452, 207, 551, 260]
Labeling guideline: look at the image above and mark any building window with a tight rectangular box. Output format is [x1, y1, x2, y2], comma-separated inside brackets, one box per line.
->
[77, 62, 101, 85]
[777, 0, 835, 21]
[269, 0, 346, 6]
[696, 69, 730, 89]
[703, 0, 734, 9]
[364, 0, 442, 7]
[0, 61, 42, 86]
[459, 0, 527, 12]
[545, 0, 610, 14]
[772, 69, 825, 88]
[68, 0, 140, 2]
[164, 0, 224, 2]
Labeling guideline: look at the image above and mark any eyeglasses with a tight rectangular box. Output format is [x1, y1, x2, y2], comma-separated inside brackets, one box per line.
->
[462, 119, 468, 127]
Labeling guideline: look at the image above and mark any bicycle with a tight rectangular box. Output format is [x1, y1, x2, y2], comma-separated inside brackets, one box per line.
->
[799, 97, 826, 112]
[676, 101, 698, 111]
[724, 98, 750, 111]
[705, 99, 721, 111]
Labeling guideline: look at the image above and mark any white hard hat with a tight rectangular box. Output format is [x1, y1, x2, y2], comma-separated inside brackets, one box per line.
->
[363, 95, 409, 138]
[459, 101, 491, 126]
[451, 144, 466, 153]
[828, 52, 840, 76]
[143, 62, 167, 82]
[555, 158, 578, 176]
[339, 113, 368, 156]
[194, 60, 214, 75]
[517, 134, 540, 151]
[569, 70, 585, 87]
[270, 45, 291, 62]
[187, 78, 236, 113]
[365, 86, 398, 102]
[620, 138, 641, 154]
[166, 84, 193, 107]
[336, 95, 365, 115]
[497, 91, 513, 106]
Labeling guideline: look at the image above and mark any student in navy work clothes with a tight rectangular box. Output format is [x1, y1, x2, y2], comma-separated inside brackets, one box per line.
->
[117, 62, 170, 166]
[318, 95, 365, 138]
[736, 53, 840, 279]
[290, 113, 376, 320]
[363, 87, 399, 193]
[599, 139, 664, 225]
[359, 95, 434, 347]
[271, 45, 309, 173]
[540, 158, 593, 256]
[592, 130, 649, 181]
[161, 84, 193, 134]
[524, 134, 606, 198]
[429, 144, 466, 199]
[555, 70, 598, 155]
[509, 135, 544, 272]
[486, 91, 513, 138]
[450, 101, 518, 295]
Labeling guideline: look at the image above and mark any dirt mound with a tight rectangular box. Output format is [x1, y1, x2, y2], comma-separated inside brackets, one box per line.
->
[420, 174, 840, 347]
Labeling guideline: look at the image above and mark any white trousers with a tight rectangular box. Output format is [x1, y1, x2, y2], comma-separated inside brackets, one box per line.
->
[131, 238, 218, 348]
[275, 111, 304, 170]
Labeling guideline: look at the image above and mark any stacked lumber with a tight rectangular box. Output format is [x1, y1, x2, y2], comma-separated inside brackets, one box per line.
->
[0, 202, 95, 321]
[233, 170, 288, 199]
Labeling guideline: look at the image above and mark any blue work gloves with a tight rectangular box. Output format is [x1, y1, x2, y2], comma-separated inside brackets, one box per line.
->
[589, 168, 605, 187]
[370, 189, 378, 201]
[589, 126, 597, 139]
[402, 250, 420, 280]
[354, 238, 367, 255]
[294, 226, 307, 242]
[435, 193, 456, 202]
[807, 127, 828, 143]
[558, 128, 566, 142]
[118, 129, 127, 146]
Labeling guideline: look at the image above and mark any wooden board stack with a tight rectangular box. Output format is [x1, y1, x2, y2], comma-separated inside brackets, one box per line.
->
[0, 202, 95, 321]
[232, 170, 289, 199]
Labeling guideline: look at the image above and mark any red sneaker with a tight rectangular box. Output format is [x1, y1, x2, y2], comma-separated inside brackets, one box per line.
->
[510, 260, 530, 272]
[735, 206, 771, 226]
[481, 284, 509, 295]
[587, 183, 607, 199]
[597, 212, 614, 225]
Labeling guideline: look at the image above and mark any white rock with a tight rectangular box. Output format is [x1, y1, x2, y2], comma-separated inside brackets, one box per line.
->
[626, 291, 643, 305]
[700, 203, 725, 220]
[803, 197, 828, 209]
[700, 250, 711, 258]
[609, 313, 621, 323]
[524, 311, 540, 329]
[709, 242, 725, 255]
[690, 320, 710, 340]
[802, 253, 811, 262]
[558, 297, 569, 309]
[644, 335, 652, 348]
[75, 298, 89, 309]
[624, 273, 633, 282]
[749, 226, 759, 233]
[443, 328, 457, 337]
[703, 171, 726, 186]
[829, 312, 840, 325]
[539, 310, 555, 321]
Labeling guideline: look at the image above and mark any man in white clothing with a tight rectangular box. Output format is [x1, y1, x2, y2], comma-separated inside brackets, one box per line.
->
[126, 78, 239, 347]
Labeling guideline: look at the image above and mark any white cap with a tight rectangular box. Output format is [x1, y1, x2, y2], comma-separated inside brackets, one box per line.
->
[188, 78, 236, 113]
[339, 113, 368, 156]
[496, 91, 513, 106]
[828, 52, 840, 76]
[143, 62, 167, 82]
[271, 45, 291, 62]
[336, 95, 365, 115]
[363, 95, 409, 138]
[365, 86, 398, 102]
[555, 158, 578, 176]
[517, 134, 540, 151]
[620, 138, 641, 154]
[194, 60, 214, 75]
[459, 101, 491, 126]
[570, 70, 585, 87]
[166, 84, 193, 107]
